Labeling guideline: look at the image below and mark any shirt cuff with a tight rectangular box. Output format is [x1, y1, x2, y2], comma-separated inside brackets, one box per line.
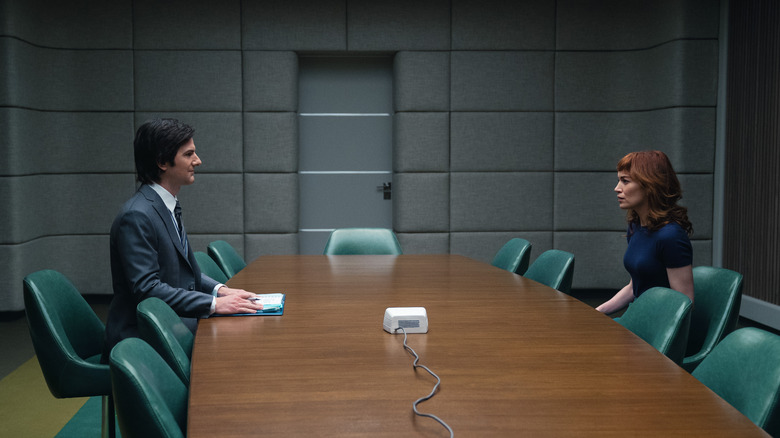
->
[209, 284, 224, 315]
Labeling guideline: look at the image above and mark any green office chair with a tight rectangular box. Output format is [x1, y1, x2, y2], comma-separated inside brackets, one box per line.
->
[491, 238, 532, 275]
[682, 266, 743, 372]
[523, 249, 575, 294]
[23, 269, 116, 438]
[194, 251, 229, 284]
[617, 287, 692, 365]
[692, 327, 780, 435]
[207, 240, 246, 279]
[110, 338, 188, 438]
[137, 297, 194, 386]
[323, 228, 403, 255]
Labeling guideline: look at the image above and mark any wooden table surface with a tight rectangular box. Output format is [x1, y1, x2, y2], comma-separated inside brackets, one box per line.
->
[188, 255, 767, 437]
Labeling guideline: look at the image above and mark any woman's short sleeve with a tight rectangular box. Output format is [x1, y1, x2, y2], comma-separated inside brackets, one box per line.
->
[658, 223, 693, 268]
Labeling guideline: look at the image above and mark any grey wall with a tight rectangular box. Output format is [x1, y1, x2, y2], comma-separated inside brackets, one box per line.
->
[393, 0, 719, 289]
[0, 0, 721, 311]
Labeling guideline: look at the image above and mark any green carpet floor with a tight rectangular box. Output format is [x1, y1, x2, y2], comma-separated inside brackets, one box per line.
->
[0, 356, 119, 437]
[54, 396, 120, 438]
[0, 356, 87, 437]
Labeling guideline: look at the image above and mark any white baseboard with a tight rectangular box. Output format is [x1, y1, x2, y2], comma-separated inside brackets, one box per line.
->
[740, 295, 780, 331]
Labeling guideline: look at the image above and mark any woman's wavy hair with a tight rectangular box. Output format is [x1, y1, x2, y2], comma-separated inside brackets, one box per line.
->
[617, 150, 693, 235]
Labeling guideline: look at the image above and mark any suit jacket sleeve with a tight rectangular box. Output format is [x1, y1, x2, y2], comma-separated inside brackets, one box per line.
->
[201, 272, 220, 295]
[114, 207, 213, 317]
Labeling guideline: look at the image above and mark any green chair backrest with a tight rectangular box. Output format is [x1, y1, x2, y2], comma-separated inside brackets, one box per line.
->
[110, 338, 188, 438]
[194, 251, 229, 284]
[137, 297, 194, 386]
[23, 269, 110, 398]
[207, 240, 246, 279]
[491, 238, 532, 275]
[618, 287, 692, 365]
[323, 228, 403, 255]
[523, 249, 575, 293]
[682, 266, 743, 372]
[692, 328, 780, 435]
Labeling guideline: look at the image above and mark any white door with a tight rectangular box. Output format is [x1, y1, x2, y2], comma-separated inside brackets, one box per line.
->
[298, 56, 394, 254]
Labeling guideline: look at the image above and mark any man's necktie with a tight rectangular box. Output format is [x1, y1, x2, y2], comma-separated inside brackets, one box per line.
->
[174, 201, 188, 254]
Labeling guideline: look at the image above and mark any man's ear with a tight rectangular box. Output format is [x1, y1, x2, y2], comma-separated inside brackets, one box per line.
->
[158, 161, 169, 173]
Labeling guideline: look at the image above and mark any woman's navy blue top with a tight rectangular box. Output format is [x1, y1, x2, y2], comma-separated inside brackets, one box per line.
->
[624, 221, 692, 297]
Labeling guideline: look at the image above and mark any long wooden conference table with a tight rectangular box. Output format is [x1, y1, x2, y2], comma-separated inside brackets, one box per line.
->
[188, 255, 767, 437]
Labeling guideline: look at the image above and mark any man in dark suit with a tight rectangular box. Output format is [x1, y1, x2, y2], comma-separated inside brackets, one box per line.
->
[104, 118, 262, 355]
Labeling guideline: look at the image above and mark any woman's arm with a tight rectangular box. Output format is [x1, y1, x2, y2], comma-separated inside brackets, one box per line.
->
[667, 265, 694, 304]
[596, 281, 635, 314]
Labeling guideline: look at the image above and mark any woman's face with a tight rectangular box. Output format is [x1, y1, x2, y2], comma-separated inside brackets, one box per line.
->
[615, 171, 646, 211]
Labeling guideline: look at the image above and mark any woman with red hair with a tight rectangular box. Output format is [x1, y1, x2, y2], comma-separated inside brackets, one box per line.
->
[596, 150, 694, 314]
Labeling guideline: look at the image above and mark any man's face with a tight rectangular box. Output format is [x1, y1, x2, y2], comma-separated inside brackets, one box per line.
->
[159, 139, 201, 191]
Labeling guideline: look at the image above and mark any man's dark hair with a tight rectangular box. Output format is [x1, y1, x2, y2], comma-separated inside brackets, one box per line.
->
[134, 118, 195, 184]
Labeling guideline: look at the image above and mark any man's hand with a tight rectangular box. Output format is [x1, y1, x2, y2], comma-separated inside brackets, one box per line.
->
[217, 286, 255, 298]
[215, 294, 263, 314]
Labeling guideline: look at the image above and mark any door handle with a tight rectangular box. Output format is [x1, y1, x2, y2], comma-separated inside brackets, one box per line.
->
[376, 182, 392, 200]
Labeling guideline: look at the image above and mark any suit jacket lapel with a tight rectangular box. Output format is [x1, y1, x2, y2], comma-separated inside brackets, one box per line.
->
[140, 185, 191, 263]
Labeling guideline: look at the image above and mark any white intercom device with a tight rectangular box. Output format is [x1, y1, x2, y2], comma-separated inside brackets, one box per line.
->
[383, 307, 428, 334]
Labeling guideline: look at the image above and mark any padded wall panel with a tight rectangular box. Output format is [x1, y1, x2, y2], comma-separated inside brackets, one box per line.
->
[189, 234, 244, 260]
[135, 50, 241, 112]
[557, 0, 719, 50]
[1, 109, 134, 176]
[243, 51, 298, 112]
[450, 231, 553, 266]
[0, 180, 13, 243]
[1, 235, 112, 311]
[1, 174, 134, 244]
[0, 245, 22, 310]
[555, 231, 628, 289]
[678, 174, 713, 239]
[135, 51, 241, 111]
[394, 112, 450, 172]
[396, 233, 450, 255]
[556, 40, 718, 111]
[393, 173, 449, 232]
[452, 0, 555, 50]
[556, 173, 713, 236]
[0, 38, 7, 103]
[244, 112, 298, 173]
[554, 173, 626, 232]
[450, 112, 553, 171]
[450, 172, 553, 231]
[0, 38, 133, 110]
[1, 0, 132, 49]
[451, 51, 555, 111]
[245, 233, 299, 260]
[244, 173, 298, 233]
[555, 108, 716, 172]
[0, 1, 722, 299]
[242, 0, 346, 51]
[135, 112, 243, 173]
[691, 239, 713, 267]
[347, 0, 450, 51]
[177, 174, 244, 233]
[553, 173, 714, 237]
[133, 0, 240, 49]
[393, 52, 450, 112]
